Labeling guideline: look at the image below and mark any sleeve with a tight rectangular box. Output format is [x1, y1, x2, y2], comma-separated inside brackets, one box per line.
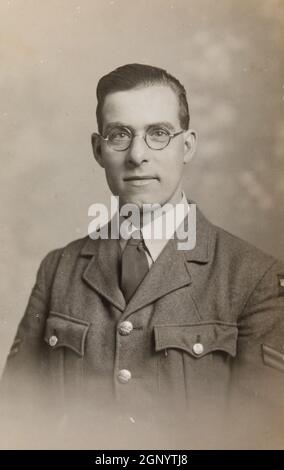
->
[230, 259, 284, 448]
[0, 249, 63, 434]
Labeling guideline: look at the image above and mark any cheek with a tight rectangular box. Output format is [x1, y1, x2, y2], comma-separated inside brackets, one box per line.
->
[103, 157, 123, 180]
[103, 167, 120, 193]
[159, 155, 184, 184]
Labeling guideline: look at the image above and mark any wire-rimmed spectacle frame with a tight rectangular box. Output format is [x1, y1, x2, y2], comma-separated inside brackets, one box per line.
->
[98, 128, 185, 151]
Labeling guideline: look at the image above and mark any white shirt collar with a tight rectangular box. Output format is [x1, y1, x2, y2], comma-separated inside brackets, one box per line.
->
[119, 192, 189, 262]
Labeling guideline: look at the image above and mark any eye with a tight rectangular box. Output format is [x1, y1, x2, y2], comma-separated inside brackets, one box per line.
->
[147, 128, 170, 142]
[150, 129, 168, 137]
[117, 132, 128, 138]
[108, 128, 132, 141]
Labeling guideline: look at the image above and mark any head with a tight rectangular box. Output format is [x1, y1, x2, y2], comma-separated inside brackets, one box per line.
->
[92, 63, 197, 209]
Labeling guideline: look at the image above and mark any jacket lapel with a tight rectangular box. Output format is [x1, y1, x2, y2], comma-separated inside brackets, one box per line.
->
[184, 205, 212, 263]
[125, 206, 213, 315]
[124, 237, 191, 315]
[81, 235, 126, 312]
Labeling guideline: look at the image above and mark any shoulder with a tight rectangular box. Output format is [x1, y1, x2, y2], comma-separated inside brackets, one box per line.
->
[212, 222, 283, 271]
[212, 225, 284, 321]
[37, 235, 92, 278]
[195, 206, 284, 295]
[213, 223, 275, 262]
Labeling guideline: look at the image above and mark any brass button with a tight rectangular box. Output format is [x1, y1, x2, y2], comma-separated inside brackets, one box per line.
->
[118, 321, 133, 336]
[192, 342, 204, 355]
[49, 335, 58, 347]
[117, 369, 132, 384]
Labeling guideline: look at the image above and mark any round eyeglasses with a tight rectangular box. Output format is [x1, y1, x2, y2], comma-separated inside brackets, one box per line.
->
[98, 127, 184, 151]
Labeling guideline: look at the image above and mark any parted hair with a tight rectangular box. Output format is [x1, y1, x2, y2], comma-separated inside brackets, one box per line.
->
[96, 63, 190, 133]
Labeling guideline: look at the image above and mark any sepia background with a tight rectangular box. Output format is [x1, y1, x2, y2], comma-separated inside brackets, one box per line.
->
[0, 0, 284, 372]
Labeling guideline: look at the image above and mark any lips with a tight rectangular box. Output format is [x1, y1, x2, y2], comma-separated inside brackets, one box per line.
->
[124, 176, 158, 181]
[123, 176, 159, 187]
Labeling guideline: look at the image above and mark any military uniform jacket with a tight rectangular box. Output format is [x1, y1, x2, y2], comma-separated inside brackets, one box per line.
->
[1, 207, 284, 448]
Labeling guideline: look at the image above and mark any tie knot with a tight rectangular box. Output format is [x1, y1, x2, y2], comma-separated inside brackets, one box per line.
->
[127, 230, 143, 247]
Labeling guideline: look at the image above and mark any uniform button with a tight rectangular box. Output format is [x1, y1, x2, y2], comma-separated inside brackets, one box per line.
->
[192, 342, 204, 355]
[117, 369, 132, 384]
[49, 335, 58, 347]
[118, 321, 133, 336]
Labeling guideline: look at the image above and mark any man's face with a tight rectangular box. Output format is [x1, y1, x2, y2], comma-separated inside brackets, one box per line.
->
[92, 85, 196, 209]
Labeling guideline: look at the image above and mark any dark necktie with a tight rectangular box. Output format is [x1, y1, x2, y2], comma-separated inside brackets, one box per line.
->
[120, 230, 149, 302]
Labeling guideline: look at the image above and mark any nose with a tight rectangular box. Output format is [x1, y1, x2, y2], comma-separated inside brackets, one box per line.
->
[126, 135, 148, 166]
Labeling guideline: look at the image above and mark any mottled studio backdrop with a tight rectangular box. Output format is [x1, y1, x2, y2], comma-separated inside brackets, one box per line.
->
[0, 0, 284, 372]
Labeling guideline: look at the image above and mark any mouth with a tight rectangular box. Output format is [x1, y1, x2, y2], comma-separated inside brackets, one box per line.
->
[123, 176, 159, 187]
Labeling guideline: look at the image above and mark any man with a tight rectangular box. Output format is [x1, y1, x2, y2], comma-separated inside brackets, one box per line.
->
[1, 64, 284, 449]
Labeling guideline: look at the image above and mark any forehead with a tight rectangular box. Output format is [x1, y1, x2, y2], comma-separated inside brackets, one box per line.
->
[101, 85, 180, 129]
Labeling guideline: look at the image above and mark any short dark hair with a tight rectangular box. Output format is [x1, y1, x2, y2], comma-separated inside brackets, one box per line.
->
[96, 63, 190, 134]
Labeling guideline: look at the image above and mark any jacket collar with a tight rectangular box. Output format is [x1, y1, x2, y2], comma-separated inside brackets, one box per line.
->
[183, 203, 211, 263]
[82, 235, 126, 312]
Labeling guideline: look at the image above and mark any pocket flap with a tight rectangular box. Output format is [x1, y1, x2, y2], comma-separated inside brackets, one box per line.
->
[154, 322, 238, 358]
[44, 312, 90, 357]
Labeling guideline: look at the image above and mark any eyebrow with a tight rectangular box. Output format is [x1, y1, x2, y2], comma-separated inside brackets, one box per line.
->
[103, 121, 176, 134]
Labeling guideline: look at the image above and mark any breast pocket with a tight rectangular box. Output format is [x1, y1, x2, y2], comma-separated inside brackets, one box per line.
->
[43, 312, 90, 393]
[154, 322, 238, 408]
[44, 311, 90, 357]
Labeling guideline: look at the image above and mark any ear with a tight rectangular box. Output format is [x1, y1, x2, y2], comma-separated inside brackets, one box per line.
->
[183, 129, 197, 164]
[91, 133, 105, 168]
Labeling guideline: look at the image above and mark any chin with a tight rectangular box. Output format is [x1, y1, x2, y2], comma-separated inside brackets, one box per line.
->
[119, 190, 166, 210]
[120, 197, 145, 210]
